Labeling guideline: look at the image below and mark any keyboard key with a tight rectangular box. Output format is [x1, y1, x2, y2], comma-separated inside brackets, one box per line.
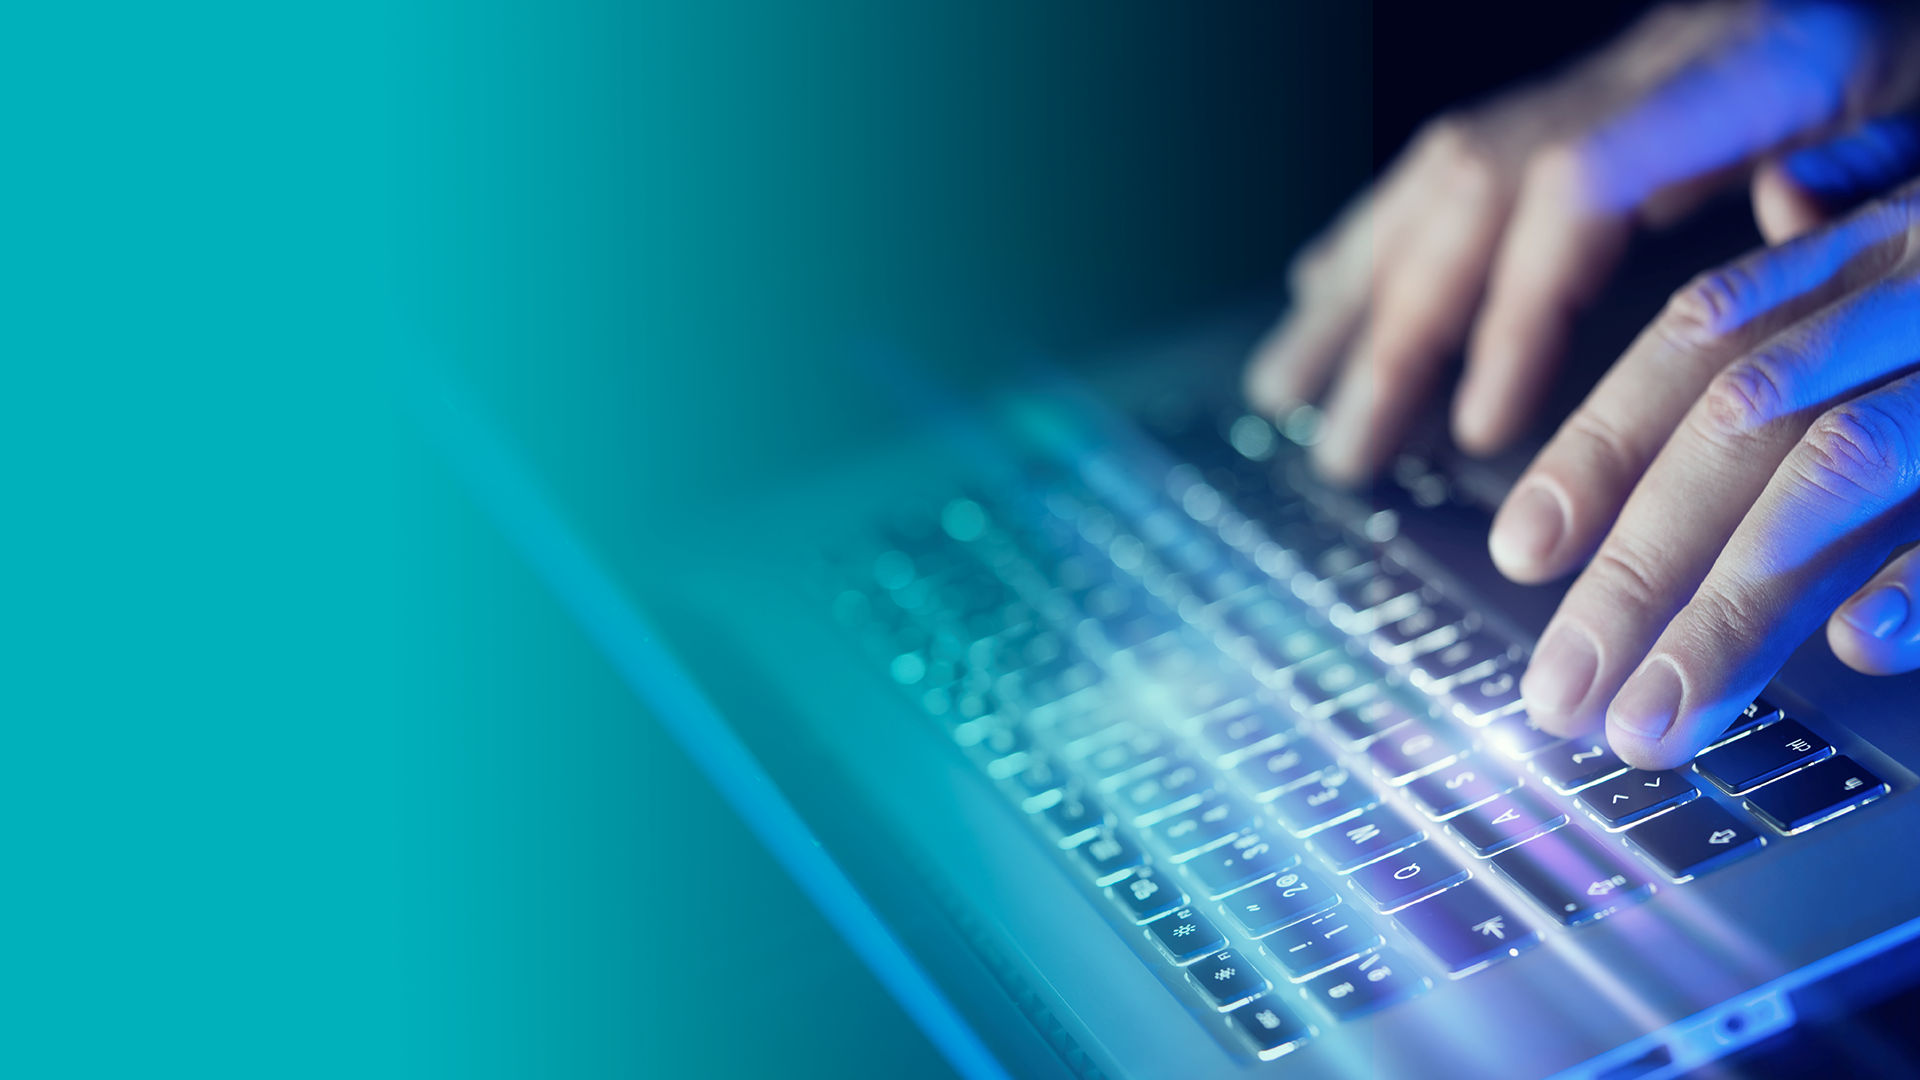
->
[1491, 828, 1654, 926]
[1442, 665, 1525, 726]
[1189, 949, 1271, 1011]
[1247, 626, 1338, 679]
[1073, 825, 1144, 886]
[1148, 906, 1229, 965]
[1404, 755, 1520, 821]
[1298, 949, 1429, 1020]
[1220, 592, 1309, 644]
[1744, 754, 1889, 834]
[1263, 906, 1383, 981]
[1409, 632, 1515, 694]
[1197, 706, 1293, 766]
[1346, 842, 1470, 912]
[1447, 789, 1567, 856]
[1363, 723, 1467, 784]
[1532, 739, 1629, 795]
[1009, 754, 1069, 811]
[1480, 711, 1564, 760]
[1327, 567, 1423, 635]
[1296, 540, 1375, 589]
[1150, 798, 1256, 861]
[1326, 695, 1416, 749]
[1227, 1000, 1314, 1062]
[1285, 654, 1376, 719]
[1109, 865, 1188, 923]
[1370, 595, 1472, 665]
[1083, 730, 1170, 789]
[1222, 869, 1341, 938]
[1308, 807, 1426, 872]
[1272, 768, 1380, 837]
[1185, 828, 1298, 899]
[1576, 769, 1698, 830]
[1042, 789, 1106, 847]
[1710, 696, 1784, 748]
[1695, 719, 1833, 794]
[1392, 880, 1540, 976]
[1622, 798, 1766, 882]
[1112, 759, 1209, 827]
[1233, 741, 1336, 801]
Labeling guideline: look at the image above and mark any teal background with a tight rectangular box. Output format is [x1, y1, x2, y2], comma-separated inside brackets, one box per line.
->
[4, 2, 1363, 1076]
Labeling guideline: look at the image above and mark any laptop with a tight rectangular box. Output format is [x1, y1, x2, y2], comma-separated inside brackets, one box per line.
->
[418, 270, 1920, 1078]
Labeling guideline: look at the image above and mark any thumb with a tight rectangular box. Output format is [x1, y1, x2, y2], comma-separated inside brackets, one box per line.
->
[1753, 114, 1920, 244]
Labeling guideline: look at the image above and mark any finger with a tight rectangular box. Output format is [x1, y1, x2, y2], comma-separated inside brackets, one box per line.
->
[1827, 543, 1920, 674]
[1521, 248, 1920, 738]
[1608, 373, 1920, 768]
[1488, 197, 1914, 584]
[1310, 153, 1506, 483]
[1245, 191, 1390, 415]
[1454, 3, 1886, 456]
[1754, 112, 1920, 243]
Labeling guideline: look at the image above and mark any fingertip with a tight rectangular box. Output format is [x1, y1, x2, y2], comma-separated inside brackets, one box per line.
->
[1243, 329, 1297, 415]
[1827, 585, 1919, 676]
[1751, 161, 1829, 246]
[1488, 482, 1570, 584]
[1607, 726, 1689, 772]
[1307, 427, 1375, 489]
[1604, 655, 1693, 770]
[1450, 382, 1519, 458]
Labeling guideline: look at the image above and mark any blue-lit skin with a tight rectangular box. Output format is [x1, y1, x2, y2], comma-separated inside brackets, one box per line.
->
[1496, 179, 1920, 769]
[1244, 1, 1920, 485]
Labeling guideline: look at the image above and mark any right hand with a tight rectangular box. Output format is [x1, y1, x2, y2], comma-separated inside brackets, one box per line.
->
[1244, 1, 1920, 485]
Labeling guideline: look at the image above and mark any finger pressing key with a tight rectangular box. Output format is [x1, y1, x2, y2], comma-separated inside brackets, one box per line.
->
[1609, 371, 1920, 767]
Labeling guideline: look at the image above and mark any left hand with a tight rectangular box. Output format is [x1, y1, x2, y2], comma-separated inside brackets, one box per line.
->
[1500, 175, 1920, 769]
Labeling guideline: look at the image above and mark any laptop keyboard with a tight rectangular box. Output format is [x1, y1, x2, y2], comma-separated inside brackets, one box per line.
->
[820, 411, 1892, 1064]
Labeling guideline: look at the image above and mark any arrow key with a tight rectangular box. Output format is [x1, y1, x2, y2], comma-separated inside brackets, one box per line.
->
[1391, 879, 1541, 976]
[1622, 798, 1766, 883]
[1576, 768, 1698, 830]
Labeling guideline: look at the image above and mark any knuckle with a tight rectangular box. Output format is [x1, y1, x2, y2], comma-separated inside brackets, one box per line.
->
[1586, 533, 1669, 612]
[1416, 114, 1499, 196]
[1560, 408, 1641, 480]
[1695, 354, 1790, 445]
[1684, 584, 1768, 654]
[1657, 265, 1762, 352]
[1793, 400, 1918, 502]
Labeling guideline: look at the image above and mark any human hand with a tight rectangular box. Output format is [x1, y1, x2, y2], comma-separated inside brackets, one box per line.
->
[1497, 176, 1920, 769]
[1245, 1, 1920, 485]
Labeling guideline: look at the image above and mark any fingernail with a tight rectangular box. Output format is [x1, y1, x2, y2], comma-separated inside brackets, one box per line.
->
[1610, 657, 1683, 740]
[1490, 484, 1565, 574]
[1521, 624, 1599, 717]
[1842, 586, 1909, 640]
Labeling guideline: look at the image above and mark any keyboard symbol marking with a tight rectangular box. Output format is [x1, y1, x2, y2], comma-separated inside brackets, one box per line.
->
[1707, 829, 1737, 845]
[1571, 746, 1604, 763]
[1213, 967, 1236, 981]
[1472, 917, 1506, 939]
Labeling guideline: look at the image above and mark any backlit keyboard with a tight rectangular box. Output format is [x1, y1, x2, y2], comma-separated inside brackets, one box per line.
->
[821, 411, 1890, 1063]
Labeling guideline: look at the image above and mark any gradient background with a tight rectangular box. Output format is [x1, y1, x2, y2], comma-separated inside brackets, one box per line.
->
[4, 2, 1690, 1077]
